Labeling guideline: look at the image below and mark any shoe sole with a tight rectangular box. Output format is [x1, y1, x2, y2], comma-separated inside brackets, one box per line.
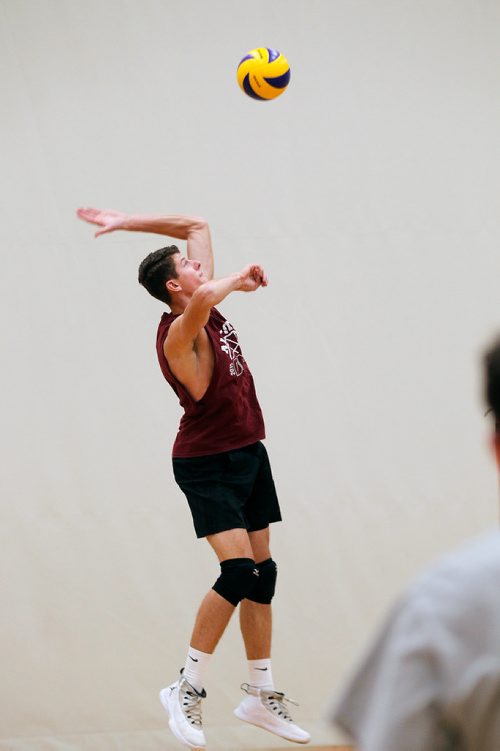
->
[159, 689, 205, 750]
[234, 706, 310, 744]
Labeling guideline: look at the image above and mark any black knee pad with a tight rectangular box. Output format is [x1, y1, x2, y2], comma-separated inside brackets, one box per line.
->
[212, 557, 259, 606]
[246, 558, 277, 604]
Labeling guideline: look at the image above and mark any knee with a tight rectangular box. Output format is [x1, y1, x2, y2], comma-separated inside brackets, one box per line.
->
[212, 557, 259, 606]
[246, 558, 277, 604]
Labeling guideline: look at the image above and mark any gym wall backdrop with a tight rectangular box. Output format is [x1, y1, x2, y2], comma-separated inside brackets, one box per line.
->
[1, 1, 500, 748]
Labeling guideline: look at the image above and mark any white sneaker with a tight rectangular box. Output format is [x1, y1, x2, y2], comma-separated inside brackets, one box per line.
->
[159, 672, 206, 749]
[234, 683, 311, 744]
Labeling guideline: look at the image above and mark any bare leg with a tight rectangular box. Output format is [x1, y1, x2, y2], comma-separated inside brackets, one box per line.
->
[239, 528, 273, 659]
[162, 528, 259, 750]
[234, 529, 311, 744]
[239, 599, 272, 659]
[190, 527, 253, 653]
[190, 590, 236, 653]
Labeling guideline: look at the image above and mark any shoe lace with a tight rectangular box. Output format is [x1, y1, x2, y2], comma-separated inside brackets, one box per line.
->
[180, 683, 205, 726]
[240, 683, 298, 723]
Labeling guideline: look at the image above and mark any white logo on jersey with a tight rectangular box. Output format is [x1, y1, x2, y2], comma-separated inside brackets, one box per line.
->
[220, 321, 245, 376]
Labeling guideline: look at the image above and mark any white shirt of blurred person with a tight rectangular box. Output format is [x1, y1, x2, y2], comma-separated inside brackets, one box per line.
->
[330, 336, 500, 751]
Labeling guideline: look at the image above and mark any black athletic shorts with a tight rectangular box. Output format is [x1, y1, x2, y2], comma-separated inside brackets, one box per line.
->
[172, 441, 282, 538]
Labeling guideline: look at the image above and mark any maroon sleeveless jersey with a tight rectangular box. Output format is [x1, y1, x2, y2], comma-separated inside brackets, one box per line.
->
[156, 307, 265, 457]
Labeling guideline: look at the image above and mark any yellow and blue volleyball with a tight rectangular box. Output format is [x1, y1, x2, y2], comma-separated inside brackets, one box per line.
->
[237, 48, 291, 100]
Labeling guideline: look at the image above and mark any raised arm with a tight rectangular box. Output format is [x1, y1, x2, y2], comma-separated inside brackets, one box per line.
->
[166, 265, 267, 360]
[76, 207, 214, 280]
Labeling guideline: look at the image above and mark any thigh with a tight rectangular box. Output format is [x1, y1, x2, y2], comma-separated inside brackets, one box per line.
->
[245, 443, 282, 532]
[207, 527, 254, 562]
[173, 452, 250, 538]
[248, 527, 271, 564]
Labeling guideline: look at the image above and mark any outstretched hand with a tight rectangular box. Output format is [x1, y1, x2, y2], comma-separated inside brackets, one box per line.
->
[76, 207, 128, 237]
[239, 264, 268, 292]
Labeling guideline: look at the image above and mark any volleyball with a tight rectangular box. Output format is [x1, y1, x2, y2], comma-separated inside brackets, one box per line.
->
[237, 48, 291, 100]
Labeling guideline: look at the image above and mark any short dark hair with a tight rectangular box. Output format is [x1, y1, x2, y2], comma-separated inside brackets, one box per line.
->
[138, 245, 180, 305]
[484, 336, 500, 433]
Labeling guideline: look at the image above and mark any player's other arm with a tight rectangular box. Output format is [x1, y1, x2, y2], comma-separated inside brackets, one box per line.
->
[165, 265, 268, 358]
[76, 207, 214, 280]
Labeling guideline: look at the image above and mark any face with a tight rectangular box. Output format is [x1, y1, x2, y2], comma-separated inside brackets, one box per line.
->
[169, 254, 206, 296]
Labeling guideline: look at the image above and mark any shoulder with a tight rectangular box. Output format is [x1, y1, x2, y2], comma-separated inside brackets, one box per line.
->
[357, 531, 500, 644]
[157, 310, 176, 328]
[157, 310, 178, 340]
[393, 531, 500, 637]
[409, 530, 500, 598]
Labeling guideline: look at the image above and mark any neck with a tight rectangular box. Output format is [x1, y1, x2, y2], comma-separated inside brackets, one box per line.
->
[169, 292, 192, 315]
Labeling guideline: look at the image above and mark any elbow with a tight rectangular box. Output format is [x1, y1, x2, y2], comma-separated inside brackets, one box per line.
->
[192, 281, 216, 309]
[192, 216, 208, 230]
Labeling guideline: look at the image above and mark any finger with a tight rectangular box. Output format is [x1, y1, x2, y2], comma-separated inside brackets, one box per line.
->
[96, 223, 117, 237]
[253, 265, 265, 280]
[77, 208, 103, 225]
[254, 266, 265, 282]
[76, 208, 93, 221]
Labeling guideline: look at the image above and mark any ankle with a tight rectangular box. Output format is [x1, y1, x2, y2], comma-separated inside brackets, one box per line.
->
[247, 657, 274, 690]
[183, 647, 212, 693]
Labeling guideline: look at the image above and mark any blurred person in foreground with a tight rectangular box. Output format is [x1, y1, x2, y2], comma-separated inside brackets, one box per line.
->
[331, 335, 500, 751]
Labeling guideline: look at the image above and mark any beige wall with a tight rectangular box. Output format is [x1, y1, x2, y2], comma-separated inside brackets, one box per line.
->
[1, 1, 500, 748]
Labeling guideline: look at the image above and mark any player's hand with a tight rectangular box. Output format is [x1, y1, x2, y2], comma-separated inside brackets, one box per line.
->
[76, 207, 128, 237]
[239, 264, 268, 292]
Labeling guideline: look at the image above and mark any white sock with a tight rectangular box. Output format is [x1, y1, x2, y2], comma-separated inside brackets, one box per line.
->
[248, 658, 274, 690]
[183, 647, 212, 693]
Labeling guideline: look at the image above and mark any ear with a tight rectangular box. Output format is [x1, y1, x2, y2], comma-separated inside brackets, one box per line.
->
[493, 434, 500, 471]
[166, 279, 181, 293]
